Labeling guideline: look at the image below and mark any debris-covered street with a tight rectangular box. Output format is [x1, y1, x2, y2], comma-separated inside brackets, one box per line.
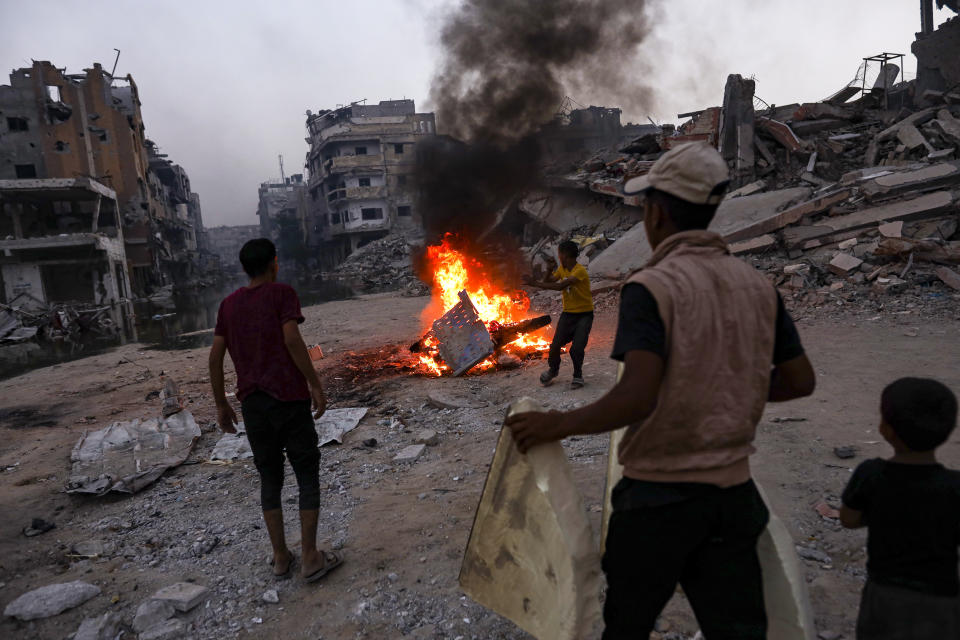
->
[0, 290, 958, 639]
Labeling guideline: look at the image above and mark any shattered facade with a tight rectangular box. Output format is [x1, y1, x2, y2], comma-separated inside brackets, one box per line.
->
[538, 105, 657, 159]
[205, 224, 261, 275]
[305, 100, 435, 269]
[256, 174, 309, 267]
[913, 4, 960, 99]
[0, 177, 137, 342]
[0, 61, 208, 296]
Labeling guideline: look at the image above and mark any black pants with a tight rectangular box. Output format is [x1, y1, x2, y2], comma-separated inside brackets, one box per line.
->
[602, 480, 770, 640]
[857, 580, 960, 639]
[240, 391, 321, 511]
[548, 311, 593, 377]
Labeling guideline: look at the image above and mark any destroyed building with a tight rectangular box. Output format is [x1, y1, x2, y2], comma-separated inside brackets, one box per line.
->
[914, 0, 960, 98]
[255, 173, 309, 267]
[205, 224, 261, 276]
[0, 60, 208, 295]
[304, 100, 435, 269]
[0, 177, 137, 345]
[537, 104, 658, 160]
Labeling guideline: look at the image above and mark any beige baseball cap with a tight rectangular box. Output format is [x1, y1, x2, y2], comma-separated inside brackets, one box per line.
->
[623, 141, 730, 205]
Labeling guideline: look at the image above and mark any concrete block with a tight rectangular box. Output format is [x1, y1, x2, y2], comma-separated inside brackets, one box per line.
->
[828, 253, 863, 276]
[133, 599, 175, 633]
[837, 238, 858, 250]
[151, 582, 208, 613]
[415, 430, 439, 446]
[3, 581, 100, 621]
[393, 444, 426, 463]
[138, 618, 185, 640]
[878, 221, 903, 238]
[936, 266, 960, 291]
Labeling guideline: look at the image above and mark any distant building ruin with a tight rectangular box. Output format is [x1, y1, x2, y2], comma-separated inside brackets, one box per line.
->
[304, 100, 435, 269]
[0, 60, 208, 296]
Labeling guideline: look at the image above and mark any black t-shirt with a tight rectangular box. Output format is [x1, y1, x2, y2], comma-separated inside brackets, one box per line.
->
[842, 458, 960, 596]
[610, 283, 804, 364]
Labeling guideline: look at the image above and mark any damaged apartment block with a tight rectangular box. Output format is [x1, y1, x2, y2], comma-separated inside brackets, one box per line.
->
[0, 177, 137, 341]
[304, 100, 435, 269]
[0, 60, 210, 297]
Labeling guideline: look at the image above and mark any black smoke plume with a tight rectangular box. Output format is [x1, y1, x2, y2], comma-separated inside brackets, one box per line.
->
[415, 0, 655, 242]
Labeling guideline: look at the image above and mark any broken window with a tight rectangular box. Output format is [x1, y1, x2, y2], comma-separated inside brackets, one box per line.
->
[397, 205, 412, 217]
[394, 143, 404, 154]
[330, 212, 341, 224]
[361, 207, 384, 221]
[54, 141, 70, 153]
[6, 117, 28, 131]
[46, 85, 62, 102]
[14, 164, 37, 179]
[98, 131, 109, 143]
[358, 178, 371, 187]
[355, 146, 367, 155]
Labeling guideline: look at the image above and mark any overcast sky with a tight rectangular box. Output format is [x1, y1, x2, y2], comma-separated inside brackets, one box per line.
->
[0, 0, 953, 226]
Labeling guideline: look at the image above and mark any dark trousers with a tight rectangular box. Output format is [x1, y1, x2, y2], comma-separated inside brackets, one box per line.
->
[857, 580, 960, 639]
[240, 391, 321, 511]
[548, 311, 593, 377]
[602, 480, 770, 640]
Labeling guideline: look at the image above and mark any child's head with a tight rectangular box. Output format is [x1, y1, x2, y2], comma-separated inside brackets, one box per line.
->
[239, 238, 278, 280]
[880, 377, 958, 453]
[557, 240, 579, 269]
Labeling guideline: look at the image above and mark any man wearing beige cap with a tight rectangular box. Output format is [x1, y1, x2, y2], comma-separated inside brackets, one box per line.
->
[507, 142, 816, 638]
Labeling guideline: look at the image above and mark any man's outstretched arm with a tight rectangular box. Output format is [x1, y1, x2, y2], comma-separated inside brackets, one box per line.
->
[282, 320, 327, 418]
[507, 349, 663, 453]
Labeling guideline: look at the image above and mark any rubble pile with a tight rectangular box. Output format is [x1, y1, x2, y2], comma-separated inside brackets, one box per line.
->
[332, 233, 428, 296]
[0, 292, 122, 350]
[535, 69, 960, 320]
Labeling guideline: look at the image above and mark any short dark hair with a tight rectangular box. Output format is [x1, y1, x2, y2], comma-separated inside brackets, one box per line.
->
[239, 238, 277, 278]
[881, 377, 958, 451]
[647, 188, 719, 231]
[558, 240, 579, 259]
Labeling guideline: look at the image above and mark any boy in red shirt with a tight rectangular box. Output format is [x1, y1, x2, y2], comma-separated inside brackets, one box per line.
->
[209, 238, 342, 582]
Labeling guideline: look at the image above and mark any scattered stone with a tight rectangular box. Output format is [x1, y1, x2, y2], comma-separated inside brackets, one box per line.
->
[393, 444, 426, 463]
[828, 282, 844, 291]
[3, 581, 101, 621]
[496, 353, 522, 369]
[795, 546, 832, 564]
[262, 589, 279, 604]
[818, 631, 842, 640]
[828, 253, 863, 276]
[872, 275, 908, 294]
[74, 612, 121, 640]
[427, 390, 482, 410]
[151, 582, 209, 612]
[22, 517, 56, 537]
[814, 502, 840, 519]
[133, 598, 175, 633]
[783, 263, 810, 275]
[138, 618, 186, 640]
[362, 438, 378, 448]
[415, 429, 439, 446]
[72, 540, 115, 558]
[834, 446, 857, 459]
[935, 266, 960, 292]
[837, 238, 858, 250]
[878, 221, 903, 238]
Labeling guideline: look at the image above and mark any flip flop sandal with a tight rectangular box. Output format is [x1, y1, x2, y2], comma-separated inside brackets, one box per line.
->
[269, 551, 296, 580]
[304, 550, 344, 583]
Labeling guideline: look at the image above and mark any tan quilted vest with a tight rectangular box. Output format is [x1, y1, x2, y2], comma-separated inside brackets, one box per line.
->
[621, 230, 778, 487]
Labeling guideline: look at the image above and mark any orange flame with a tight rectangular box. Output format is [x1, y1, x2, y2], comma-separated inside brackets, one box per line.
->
[416, 235, 550, 376]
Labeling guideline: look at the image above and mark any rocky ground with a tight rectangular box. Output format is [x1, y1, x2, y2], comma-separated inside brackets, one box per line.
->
[1, 290, 960, 639]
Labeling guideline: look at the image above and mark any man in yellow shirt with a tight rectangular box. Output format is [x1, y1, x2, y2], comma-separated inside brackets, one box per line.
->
[525, 240, 594, 389]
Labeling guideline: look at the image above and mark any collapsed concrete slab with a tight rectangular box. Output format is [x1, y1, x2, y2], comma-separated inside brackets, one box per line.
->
[861, 163, 960, 200]
[589, 187, 811, 279]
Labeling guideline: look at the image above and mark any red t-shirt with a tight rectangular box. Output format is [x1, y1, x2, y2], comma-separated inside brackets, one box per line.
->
[214, 282, 310, 402]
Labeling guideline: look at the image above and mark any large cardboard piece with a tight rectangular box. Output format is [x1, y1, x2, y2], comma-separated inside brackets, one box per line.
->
[459, 397, 602, 640]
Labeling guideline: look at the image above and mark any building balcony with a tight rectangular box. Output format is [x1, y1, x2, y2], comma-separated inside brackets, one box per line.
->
[326, 218, 391, 237]
[326, 154, 383, 173]
[328, 185, 388, 203]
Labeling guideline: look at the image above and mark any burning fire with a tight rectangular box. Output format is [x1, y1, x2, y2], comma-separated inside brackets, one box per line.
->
[417, 235, 550, 375]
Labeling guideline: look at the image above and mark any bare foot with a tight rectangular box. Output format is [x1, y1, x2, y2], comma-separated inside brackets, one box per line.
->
[272, 549, 294, 576]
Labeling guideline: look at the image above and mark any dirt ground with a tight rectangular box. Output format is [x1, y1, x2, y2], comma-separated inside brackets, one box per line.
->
[1, 290, 959, 639]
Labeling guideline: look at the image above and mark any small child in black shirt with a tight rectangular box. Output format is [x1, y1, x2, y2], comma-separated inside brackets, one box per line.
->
[841, 377, 960, 639]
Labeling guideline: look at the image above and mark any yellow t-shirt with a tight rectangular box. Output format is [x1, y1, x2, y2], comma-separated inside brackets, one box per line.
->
[553, 263, 594, 313]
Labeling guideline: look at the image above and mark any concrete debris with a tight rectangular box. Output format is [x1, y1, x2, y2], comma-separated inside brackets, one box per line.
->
[415, 429, 439, 446]
[262, 589, 280, 604]
[828, 253, 863, 276]
[3, 580, 101, 621]
[936, 266, 960, 291]
[878, 220, 903, 237]
[795, 546, 832, 565]
[332, 232, 428, 295]
[73, 612, 121, 640]
[150, 582, 209, 612]
[393, 444, 426, 463]
[138, 618, 186, 640]
[133, 598, 176, 633]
